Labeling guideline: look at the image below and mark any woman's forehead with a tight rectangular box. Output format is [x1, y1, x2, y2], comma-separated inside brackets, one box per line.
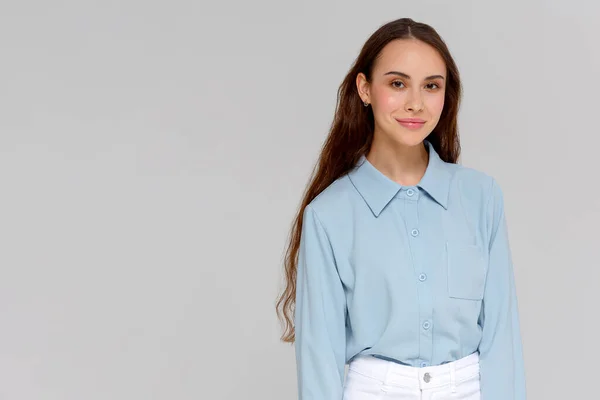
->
[374, 39, 446, 78]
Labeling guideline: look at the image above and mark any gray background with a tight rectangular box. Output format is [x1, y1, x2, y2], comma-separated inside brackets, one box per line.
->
[0, 1, 598, 399]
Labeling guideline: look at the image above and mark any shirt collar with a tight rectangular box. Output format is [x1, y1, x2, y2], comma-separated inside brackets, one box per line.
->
[348, 140, 453, 216]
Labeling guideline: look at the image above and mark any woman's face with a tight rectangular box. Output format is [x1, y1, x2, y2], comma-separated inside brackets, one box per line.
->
[357, 39, 447, 148]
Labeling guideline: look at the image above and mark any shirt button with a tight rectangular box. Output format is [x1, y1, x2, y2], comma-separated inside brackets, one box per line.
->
[418, 273, 427, 282]
[407, 188, 415, 196]
[411, 229, 419, 237]
[422, 321, 431, 330]
[420, 361, 428, 368]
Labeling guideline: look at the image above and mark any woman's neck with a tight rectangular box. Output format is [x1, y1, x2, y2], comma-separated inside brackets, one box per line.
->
[366, 139, 429, 186]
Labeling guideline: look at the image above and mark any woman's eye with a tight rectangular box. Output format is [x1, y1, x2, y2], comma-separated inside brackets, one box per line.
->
[426, 83, 440, 90]
[391, 81, 405, 89]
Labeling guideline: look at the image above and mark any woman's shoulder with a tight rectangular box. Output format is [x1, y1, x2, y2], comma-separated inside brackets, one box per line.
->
[448, 162, 503, 206]
[452, 162, 495, 185]
[305, 175, 355, 221]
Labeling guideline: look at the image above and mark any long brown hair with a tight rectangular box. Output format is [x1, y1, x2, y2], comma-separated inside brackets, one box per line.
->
[275, 18, 463, 343]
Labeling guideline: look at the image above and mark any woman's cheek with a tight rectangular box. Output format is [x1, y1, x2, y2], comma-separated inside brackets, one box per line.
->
[429, 94, 445, 116]
[382, 93, 403, 110]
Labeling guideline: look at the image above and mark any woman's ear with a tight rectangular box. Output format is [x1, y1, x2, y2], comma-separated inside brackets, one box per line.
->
[356, 72, 370, 104]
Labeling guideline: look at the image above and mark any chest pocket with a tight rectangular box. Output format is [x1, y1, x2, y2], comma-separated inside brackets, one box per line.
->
[446, 242, 487, 300]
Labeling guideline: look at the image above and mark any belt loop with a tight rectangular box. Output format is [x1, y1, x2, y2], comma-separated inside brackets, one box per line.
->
[450, 363, 457, 393]
[381, 361, 392, 393]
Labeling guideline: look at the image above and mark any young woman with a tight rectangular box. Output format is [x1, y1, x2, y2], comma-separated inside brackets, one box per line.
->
[275, 18, 526, 400]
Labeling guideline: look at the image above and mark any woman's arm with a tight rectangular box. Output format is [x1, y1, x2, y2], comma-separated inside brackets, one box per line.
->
[478, 178, 527, 400]
[294, 204, 347, 400]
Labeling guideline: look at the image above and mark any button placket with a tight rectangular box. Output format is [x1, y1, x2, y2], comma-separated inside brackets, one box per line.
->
[403, 187, 433, 373]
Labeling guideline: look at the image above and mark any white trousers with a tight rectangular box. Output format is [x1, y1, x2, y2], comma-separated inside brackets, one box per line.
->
[342, 353, 480, 400]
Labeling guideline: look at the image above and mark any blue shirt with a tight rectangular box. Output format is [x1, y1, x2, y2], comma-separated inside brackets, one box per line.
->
[294, 140, 526, 400]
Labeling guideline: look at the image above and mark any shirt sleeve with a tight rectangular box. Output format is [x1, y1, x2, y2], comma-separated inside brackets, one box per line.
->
[478, 178, 527, 400]
[294, 204, 347, 400]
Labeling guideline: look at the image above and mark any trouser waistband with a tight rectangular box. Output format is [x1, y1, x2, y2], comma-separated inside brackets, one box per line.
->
[347, 352, 480, 390]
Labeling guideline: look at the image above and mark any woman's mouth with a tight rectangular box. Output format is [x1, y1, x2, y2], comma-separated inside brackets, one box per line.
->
[395, 118, 426, 130]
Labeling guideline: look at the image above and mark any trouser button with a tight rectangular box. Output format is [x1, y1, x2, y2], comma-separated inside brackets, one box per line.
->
[423, 372, 431, 383]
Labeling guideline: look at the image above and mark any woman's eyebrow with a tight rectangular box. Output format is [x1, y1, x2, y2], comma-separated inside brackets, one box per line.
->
[383, 71, 445, 80]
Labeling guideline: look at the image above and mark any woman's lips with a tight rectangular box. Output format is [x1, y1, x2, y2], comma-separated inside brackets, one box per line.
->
[396, 118, 426, 130]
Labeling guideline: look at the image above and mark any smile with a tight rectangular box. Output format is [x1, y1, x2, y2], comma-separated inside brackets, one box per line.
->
[395, 118, 426, 130]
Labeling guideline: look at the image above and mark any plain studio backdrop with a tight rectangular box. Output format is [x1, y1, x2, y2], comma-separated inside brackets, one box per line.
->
[0, 1, 598, 399]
